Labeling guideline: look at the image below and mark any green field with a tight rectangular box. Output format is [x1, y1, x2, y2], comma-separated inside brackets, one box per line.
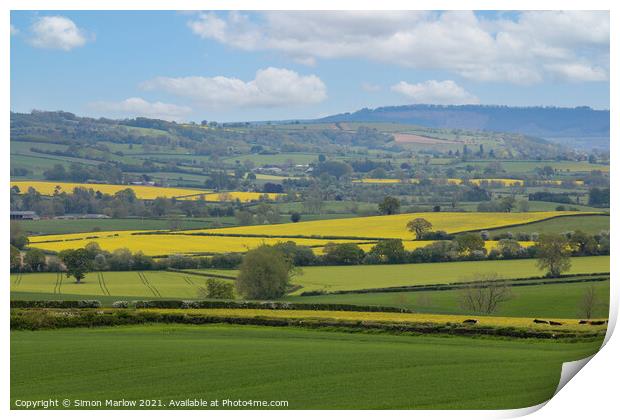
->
[11, 270, 210, 300]
[22, 218, 234, 235]
[474, 160, 609, 174]
[485, 214, 609, 236]
[10, 324, 603, 409]
[288, 256, 609, 294]
[11, 257, 609, 300]
[288, 280, 610, 319]
[223, 153, 318, 165]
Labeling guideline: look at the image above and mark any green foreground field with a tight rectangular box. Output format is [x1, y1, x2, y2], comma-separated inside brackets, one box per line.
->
[10, 324, 602, 409]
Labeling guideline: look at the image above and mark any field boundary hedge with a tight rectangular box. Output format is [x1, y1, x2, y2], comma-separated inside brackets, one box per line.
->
[132, 231, 390, 241]
[299, 273, 610, 296]
[10, 309, 606, 340]
[10, 299, 412, 313]
[166, 268, 236, 280]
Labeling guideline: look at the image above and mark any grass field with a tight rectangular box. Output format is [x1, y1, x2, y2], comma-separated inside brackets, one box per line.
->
[11, 256, 609, 301]
[223, 152, 318, 165]
[476, 160, 609, 173]
[288, 280, 610, 319]
[11, 181, 211, 200]
[193, 211, 595, 239]
[10, 324, 603, 409]
[485, 214, 609, 235]
[10, 270, 211, 299]
[189, 256, 609, 294]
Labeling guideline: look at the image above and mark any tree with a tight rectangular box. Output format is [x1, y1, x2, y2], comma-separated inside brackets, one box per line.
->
[313, 161, 352, 179]
[236, 245, 296, 299]
[536, 233, 571, 277]
[10, 245, 22, 271]
[368, 239, 406, 263]
[406, 218, 433, 239]
[579, 285, 603, 319]
[23, 249, 46, 272]
[199, 278, 235, 299]
[59, 248, 93, 283]
[378, 196, 400, 215]
[569, 230, 598, 256]
[290, 212, 301, 223]
[453, 233, 486, 255]
[458, 273, 512, 314]
[10, 221, 29, 249]
[322, 243, 365, 265]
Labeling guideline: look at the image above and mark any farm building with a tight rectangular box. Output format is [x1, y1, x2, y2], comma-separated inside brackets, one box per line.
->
[10, 211, 39, 220]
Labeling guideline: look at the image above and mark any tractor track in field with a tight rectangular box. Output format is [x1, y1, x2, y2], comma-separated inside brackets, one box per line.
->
[138, 272, 161, 297]
[183, 276, 195, 286]
[97, 272, 111, 296]
[53, 272, 61, 295]
[13, 273, 22, 286]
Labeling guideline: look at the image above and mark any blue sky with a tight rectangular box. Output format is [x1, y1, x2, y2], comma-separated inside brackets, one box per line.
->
[11, 10, 610, 122]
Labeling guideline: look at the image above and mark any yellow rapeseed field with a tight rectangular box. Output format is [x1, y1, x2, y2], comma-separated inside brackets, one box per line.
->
[28, 231, 359, 256]
[143, 308, 606, 331]
[192, 211, 591, 239]
[469, 178, 524, 186]
[353, 178, 525, 186]
[11, 181, 211, 200]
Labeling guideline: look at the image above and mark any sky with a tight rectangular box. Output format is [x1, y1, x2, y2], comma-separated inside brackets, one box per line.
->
[10, 10, 610, 122]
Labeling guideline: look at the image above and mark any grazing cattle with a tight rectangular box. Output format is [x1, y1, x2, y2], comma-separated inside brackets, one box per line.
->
[548, 321, 563, 326]
[589, 320, 606, 326]
[533, 319, 549, 324]
[579, 320, 589, 324]
[462, 319, 478, 324]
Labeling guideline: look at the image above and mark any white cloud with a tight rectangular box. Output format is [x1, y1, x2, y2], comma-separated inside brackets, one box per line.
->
[141, 67, 327, 108]
[28, 16, 89, 51]
[89, 97, 192, 121]
[188, 11, 609, 84]
[391, 80, 479, 105]
[544, 63, 608, 82]
[10, 24, 19, 35]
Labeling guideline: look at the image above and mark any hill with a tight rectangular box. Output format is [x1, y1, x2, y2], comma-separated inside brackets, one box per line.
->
[316, 105, 609, 150]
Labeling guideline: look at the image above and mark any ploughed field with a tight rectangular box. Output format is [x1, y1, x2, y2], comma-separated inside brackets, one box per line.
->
[10, 324, 603, 409]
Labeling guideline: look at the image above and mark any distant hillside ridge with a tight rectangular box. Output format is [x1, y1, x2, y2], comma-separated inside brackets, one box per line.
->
[316, 104, 609, 140]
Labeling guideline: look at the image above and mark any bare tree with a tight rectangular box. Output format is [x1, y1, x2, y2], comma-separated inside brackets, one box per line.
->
[458, 273, 512, 314]
[579, 285, 600, 319]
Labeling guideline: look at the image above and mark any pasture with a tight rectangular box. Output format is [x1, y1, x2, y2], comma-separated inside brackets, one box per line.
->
[11, 256, 609, 301]
[11, 270, 209, 299]
[189, 256, 608, 294]
[10, 324, 603, 409]
[288, 280, 610, 319]
[484, 214, 609, 235]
